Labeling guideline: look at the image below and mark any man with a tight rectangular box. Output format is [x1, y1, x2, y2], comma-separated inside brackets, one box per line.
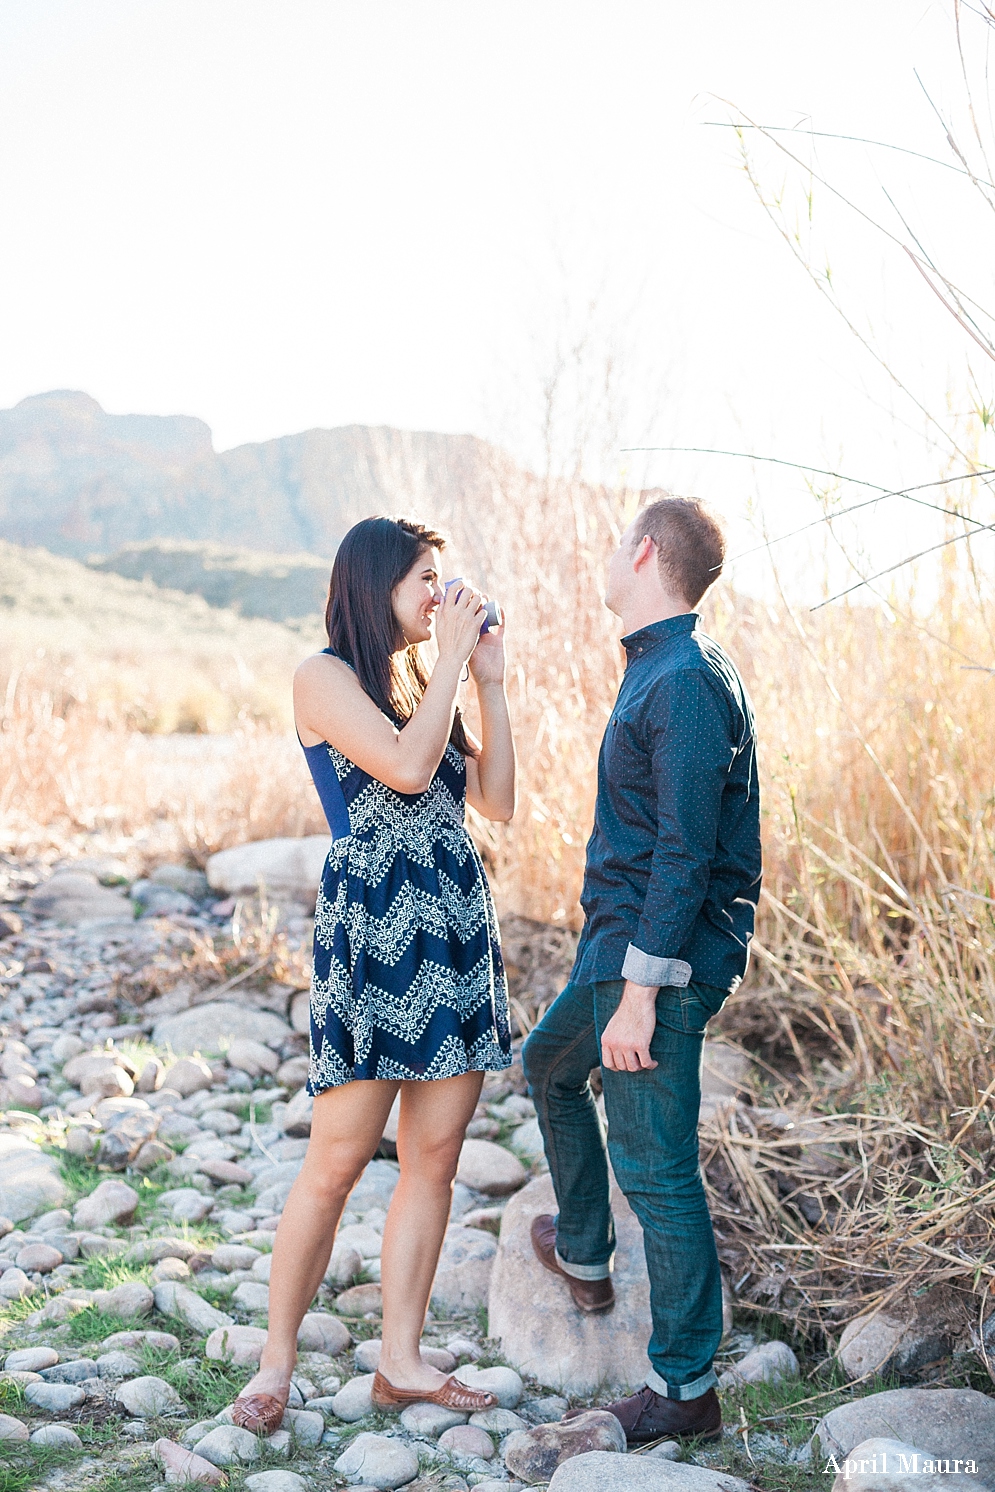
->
[522, 496, 761, 1444]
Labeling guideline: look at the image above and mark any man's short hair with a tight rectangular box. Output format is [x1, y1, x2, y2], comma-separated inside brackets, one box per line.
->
[634, 495, 725, 607]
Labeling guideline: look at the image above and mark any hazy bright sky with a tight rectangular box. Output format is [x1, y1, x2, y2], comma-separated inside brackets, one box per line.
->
[1, 1, 993, 593]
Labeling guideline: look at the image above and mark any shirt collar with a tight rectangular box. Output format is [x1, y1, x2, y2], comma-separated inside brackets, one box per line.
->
[621, 611, 699, 660]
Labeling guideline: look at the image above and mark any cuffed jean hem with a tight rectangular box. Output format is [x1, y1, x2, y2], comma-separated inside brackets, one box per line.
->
[645, 1366, 718, 1401]
[554, 1248, 613, 1281]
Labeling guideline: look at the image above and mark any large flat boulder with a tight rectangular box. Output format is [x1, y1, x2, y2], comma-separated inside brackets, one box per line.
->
[206, 838, 330, 905]
[489, 1172, 653, 1395]
[808, 1390, 995, 1488]
[829, 1437, 988, 1492]
[153, 1002, 292, 1055]
[547, 1452, 749, 1491]
[0, 1134, 67, 1223]
[25, 871, 133, 926]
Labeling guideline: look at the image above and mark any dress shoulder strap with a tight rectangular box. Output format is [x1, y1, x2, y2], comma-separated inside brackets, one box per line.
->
[322, 646, 355, 671]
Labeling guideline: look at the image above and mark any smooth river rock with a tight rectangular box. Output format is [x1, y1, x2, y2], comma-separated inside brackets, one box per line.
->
[153, 1001, 292, 1056]
[333, 1431, 420, 1489]
[717, 1339, 799, 1388]
[455, 1364, 524, 1408]
[0, 1132, 67, 1222]
[25, 1381, 86, 1412]
[807, 1389, 995, 1487]
[489, 1172, 653, 1394]
[244, 1476, 308, 1492]
[547, 1452, 751, 1492]
[91, 1280, 155, 1319]
[73, 1179, 139, 1228]
[194, 1425, 262, 1467]
[503, 1411, 626, 1483]
[25, 871, 133, 925]
[330, 1372, 376, 1422]
[154, 1438, 227, 1486]
[297, 1311, 351, 1354]
[4, 1347, 59, 1372]
[30, 1424, 83, 1448]
[153, 1280, 234, 1333]
[399, 1401, 468, 1435]
[431, 1223, 497, 1313]
[205, 1324, 269, 1366]
[829, 1437, 989, 1492]
[836, 1289, 962, 1382]
[457, 1138, 528, 1196]
[206, 837, 330, 905]
[438, 1423, 496, 1460]
[116, 1376, 186, 1417]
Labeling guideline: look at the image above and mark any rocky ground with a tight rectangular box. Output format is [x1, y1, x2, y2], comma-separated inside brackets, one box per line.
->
[1, 848, 994, 1492]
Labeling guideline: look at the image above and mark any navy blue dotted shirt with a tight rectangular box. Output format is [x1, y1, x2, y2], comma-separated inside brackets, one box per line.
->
[571, 612, 762, 993]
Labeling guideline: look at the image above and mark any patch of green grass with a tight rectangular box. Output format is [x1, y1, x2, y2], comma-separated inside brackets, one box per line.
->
[156, 1353, 253, 1419]
[55, 1146, 104, 1206]
[0, 1291, 45, 1332]
[64, 1307, 149, 1346]
[720, 1364, 858, 1445]
[0, 1439, 121, 1492]
[0, 1376, 25, 1410]
[0, 1466, 34, 1492]
[72, 1462, 162, 1492]
[195, 1281, 239, 1311]
[133, 1170, 179, 1223]
[76, 1255, 152, 1291]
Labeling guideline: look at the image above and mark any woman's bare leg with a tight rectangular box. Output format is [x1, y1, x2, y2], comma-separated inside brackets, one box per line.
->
[239, 1079, 399, 1403]
[377, 1070, 484, 1393]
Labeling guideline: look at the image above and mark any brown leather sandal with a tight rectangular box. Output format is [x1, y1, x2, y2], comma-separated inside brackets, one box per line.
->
[231, 1392, 287, 1435]
[371, 1370, 498, 1412]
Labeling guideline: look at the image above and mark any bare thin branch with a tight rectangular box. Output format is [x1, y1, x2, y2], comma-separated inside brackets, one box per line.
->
[703, 120, 994, 185]
[812, 521, 995, 610]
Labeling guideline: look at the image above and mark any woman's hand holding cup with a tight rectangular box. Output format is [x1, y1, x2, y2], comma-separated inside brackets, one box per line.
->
[435, 578, 485, 667]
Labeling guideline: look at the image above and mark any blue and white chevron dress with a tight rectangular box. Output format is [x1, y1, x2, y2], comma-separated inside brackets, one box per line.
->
[301, 725, 512, 1092]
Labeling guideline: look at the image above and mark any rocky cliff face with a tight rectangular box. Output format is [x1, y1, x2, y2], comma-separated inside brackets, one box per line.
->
[0, 390, 514, 559]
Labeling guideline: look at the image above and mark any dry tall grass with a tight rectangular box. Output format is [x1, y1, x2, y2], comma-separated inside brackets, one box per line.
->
[2, 477, 994, 1353]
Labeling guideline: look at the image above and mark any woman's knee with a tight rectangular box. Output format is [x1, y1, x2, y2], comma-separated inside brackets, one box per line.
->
[297, 1149, 368, 1206]
[396, 1134, 463, 1186]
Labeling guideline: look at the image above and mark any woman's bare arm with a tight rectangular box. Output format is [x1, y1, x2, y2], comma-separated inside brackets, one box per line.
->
[464, 623, 516, 822]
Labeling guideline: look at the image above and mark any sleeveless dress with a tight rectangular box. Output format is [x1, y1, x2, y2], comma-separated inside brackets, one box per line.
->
[300, 652, 512, 1093]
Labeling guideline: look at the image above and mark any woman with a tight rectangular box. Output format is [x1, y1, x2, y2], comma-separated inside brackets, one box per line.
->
[233, 516, 516, 1430]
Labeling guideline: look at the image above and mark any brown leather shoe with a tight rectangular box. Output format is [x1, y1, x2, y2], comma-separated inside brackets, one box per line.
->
[231, 1392, 287, 1434]
[567, 1385, 721, 1444]
[371, 1371, 497, 1412]
[530, 1214, 615, 1314]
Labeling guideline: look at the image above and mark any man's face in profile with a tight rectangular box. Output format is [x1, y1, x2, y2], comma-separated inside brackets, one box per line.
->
[604, 519, 641, 616]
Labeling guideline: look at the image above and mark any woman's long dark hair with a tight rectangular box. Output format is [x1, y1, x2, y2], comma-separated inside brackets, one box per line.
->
[325, 516, 474, 756]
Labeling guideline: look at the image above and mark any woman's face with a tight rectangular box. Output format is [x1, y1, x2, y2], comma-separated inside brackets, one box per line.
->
[392, 547, 443, 646]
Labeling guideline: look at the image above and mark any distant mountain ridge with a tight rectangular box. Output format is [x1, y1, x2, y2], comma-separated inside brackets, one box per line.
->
[0, 390, 516, 560]
[90, 541, 332, 623]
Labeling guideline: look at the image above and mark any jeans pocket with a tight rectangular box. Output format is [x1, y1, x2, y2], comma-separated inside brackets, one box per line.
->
[679, 983, 728, 1034]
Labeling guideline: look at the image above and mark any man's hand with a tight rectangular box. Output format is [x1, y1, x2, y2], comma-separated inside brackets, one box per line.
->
[600, 981, 659, 1072]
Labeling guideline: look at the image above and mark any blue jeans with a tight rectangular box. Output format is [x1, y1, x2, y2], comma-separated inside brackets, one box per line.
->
[522, 979, 727, 1400]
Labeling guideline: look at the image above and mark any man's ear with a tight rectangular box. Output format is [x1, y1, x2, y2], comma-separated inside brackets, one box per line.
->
[631, 535, 657, 573]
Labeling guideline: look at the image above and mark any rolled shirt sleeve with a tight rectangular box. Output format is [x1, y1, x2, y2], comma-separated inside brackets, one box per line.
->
[624, 671, 735, 986]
